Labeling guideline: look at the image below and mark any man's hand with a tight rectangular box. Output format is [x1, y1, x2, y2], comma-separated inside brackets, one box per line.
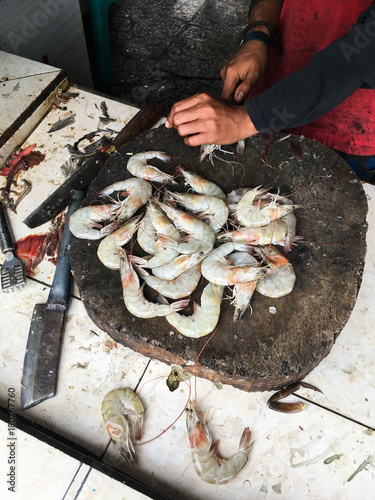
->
[221, 41, 268, 103]
[165, 93, 258, 147]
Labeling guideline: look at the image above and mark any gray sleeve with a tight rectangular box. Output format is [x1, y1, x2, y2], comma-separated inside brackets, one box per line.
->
[245, 3, 375, 132]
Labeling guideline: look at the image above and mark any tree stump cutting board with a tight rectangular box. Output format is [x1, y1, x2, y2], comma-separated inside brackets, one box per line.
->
[70, 126, 368, 391]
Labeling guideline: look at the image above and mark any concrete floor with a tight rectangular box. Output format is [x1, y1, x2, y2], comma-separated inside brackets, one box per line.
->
[107, 0, 249, 111]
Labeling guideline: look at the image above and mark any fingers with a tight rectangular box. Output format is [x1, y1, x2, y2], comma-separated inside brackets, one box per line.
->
[166, 94, 209, 128]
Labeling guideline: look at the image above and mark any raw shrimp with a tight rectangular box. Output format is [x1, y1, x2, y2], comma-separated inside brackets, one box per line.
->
[97, 215, 142, 269]
[228, 252, 258, 321]
[142, 243, 179, 269]
[69, 203, 120, 240]
[126, 151, 176, 184]
[133, 249, 210, 280]
[201, 242, 274, 286]
[120, 249, 189, 318]
[282, 211, 297, 254]
[157, 201, 215, 254]
[166, 282, 224, 338]
[255, 245, 296, 298]
[101, 388, 144, 463]
[137, 206, 157, 254]
[167, 192, 228, 233]
[186, 400, 253, 484]
[133, 264, 201, 300]
[200, 140, 245, 164]
[236, 186, 298, 228]
[148, 201, 180, 241]
[217, 219, 288, 246]
[178, 166, 226, 201]
[97, 177, 152, 224]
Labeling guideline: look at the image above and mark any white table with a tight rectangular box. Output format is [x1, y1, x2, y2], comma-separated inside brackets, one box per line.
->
[0, 53, 374, 500]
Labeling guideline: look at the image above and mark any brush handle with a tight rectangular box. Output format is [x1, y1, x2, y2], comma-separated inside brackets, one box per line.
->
[0, 203, 14, 253]
[47, 190, 85, 307]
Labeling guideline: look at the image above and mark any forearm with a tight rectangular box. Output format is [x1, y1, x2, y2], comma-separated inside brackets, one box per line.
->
[246, 0, 284, 36]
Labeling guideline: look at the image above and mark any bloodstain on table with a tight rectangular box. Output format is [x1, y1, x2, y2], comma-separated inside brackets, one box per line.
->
[70, 126, 368, 391]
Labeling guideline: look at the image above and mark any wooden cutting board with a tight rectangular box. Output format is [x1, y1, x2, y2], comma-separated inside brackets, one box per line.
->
[70, 125, 368, 391]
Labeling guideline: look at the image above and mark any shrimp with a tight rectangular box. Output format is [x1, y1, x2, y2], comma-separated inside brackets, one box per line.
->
[178, 166, 226, 201]
[97, 178, 153, 224]
[228, 252, 258, 321]
[157, 201, 215, 254]
[282, 211, 297, 254]
[217, 219, 288, 246]
[120, 249, 189, 318]
[133, 249, 210, 280]
[201, 242, 274, 286]
[133, 264, 201, 300]
[126, 151, 176, 184]
[185, 400, 253, 484]
[101, 388, 144, 463]
[137, 206, 157, 254]
[148, 201, 180, 241]
[69, 203, 120, 240]
[200, 140, 245, 164]
[255, 245, 296, 298]
[166, 282, 223, 338]
[236, 186, 298, 228]
[97, 215, 142, 269]
[167, 192, 228, 233]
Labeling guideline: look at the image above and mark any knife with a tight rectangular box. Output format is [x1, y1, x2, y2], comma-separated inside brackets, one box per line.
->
[20, 190, 85, 410]
[23, 101, 165, 228]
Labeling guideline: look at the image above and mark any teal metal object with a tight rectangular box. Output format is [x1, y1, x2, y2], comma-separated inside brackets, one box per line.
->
[89, 0, 119, 92]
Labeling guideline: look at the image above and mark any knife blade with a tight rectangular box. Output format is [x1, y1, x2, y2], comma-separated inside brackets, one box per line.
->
[20, 189, 85, 410]
[23, 101, 165, 228]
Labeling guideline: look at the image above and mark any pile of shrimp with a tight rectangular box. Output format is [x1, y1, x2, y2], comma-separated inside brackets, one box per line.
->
[70, 150, 300, 337]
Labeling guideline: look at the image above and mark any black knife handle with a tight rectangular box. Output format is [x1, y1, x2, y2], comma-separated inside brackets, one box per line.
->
[0, 203, 14, 253]
[47, 190, 85, 307]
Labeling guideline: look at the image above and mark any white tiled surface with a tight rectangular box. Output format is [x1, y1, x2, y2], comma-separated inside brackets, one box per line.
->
[1, 55, 375, 499]
[0, 51, 67, 165]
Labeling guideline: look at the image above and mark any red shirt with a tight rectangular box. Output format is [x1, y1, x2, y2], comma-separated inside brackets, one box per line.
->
[250, 0, 375, 155]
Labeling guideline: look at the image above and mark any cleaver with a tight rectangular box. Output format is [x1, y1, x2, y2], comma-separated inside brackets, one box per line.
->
[20, 190, 85, 410]
[23, 101, 165, 228]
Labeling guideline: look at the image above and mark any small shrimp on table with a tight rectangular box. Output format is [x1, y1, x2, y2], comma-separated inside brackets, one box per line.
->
[228, 251, 258, 321]
[236, 186, 298, 228]
[166, 282, 224, 338]
[178, 165, 226, 201]
[135, 248, 210, 281]
[69, 203, 120, 240]
[97, 177, 152, 224]
[255, 245, 296, 298]
[101, 388, 144, 463]
[97, 215, 142, 269]
[186, 400, 253, 484]
[167, 192, 228, 233]
[134, 264, 201, 300]
[217, 219, 288, 246]
[126, 151, 176, 184]
[120, 248, 189, 318]
[201, 242, 275, 286]
[158, 201, 215, 254]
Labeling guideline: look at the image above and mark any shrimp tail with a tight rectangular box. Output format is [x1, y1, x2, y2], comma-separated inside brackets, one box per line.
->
[157, 233, 178, 251]
[239, 427, 253, 453]
[105, 419, 135, 463]
[171, 298, 190, 312]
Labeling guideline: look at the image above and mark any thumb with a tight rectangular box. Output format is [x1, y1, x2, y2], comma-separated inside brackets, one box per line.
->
[233, 77, 256, 104]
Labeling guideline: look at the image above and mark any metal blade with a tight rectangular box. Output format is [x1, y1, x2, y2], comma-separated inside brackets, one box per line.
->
[21, 304, 66, 410]
[23, 101, 165, 228]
